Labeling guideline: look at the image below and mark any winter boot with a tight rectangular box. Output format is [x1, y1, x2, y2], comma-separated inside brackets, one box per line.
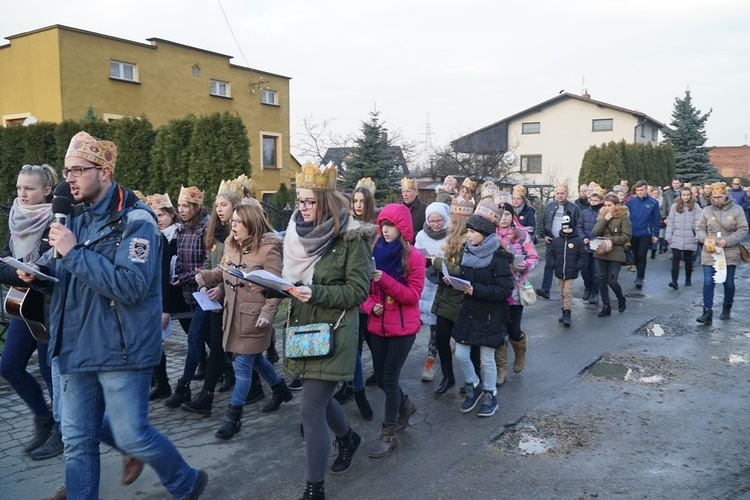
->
[669, 271, 679, 289]
[194, 356, 207, 381]
[617, 295, 627, 313]
[330, 427, 361, 474]
[558, 309, 565, 323]
[582, 288, 591, 301]
[164, 378, 191, 409]
[510, 334, 527, 373]
[299, 480, 326, 500]
[369, 425, 398, 458]
[434, 361, 455, 395]
[181, 389, 214, 416]
[588, 290, 600, 305]
[494, 342, 508, 386]
[266, 339, 280, 365]
[30, 424, 63, 460]
[650, 249, 656, 259]
[354, 389, 373, 420]
[719, 303, 732, 320]
[562, 309, 572, 327]
[217, 362, 235, 393]
[150, 352, 171, 400]
[333, 381, 354, 404]
[421, 356, 436, 382]
[24, 412, 54, 453]
[696, 307, 713, 325]
[261, 380, 293, 413]
[395, 396, 417, 432]
[245, 370, 265, 404]
[215, 404, 243, 440]
[598, 303, 612, 317]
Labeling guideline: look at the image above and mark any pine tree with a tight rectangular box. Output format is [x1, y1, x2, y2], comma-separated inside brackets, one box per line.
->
[344, 111, 397, 199]
[661, 90, 718, 184]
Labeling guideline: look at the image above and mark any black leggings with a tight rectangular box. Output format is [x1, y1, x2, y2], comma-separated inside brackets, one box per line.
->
[671, 249, 694, 282]
[507, 305, 524, 342]
[596, 259, 624, 305]
[369, 334, 415, 426]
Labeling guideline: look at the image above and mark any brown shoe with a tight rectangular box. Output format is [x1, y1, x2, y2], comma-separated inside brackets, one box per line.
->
[510, 334, 527, 374]
[122, 455, 144, 485]
[394, 397, 416, 432]
[369, 426, 397, 458]
[43, 484, 66, 500]
[494, 343, 508, 386]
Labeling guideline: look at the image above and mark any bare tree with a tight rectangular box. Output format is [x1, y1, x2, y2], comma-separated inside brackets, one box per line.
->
[292, 114, 352, 163]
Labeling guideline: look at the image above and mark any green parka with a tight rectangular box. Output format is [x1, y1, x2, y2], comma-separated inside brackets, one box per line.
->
[431, 246, 465, 322]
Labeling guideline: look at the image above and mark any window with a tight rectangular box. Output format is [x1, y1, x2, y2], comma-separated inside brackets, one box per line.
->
[192, 65, 200, 78]
[592, 118, 613, 131]
[520, 155, 542, 173]
[210, 79, 231, 97]
[521, 122, 540, 134]
[651, 128, 658, 141]
[263, 135, 278, 168]
[3, 112, 31, 126]
[261, 89, 278, 105]
[110, 60, 137, 82]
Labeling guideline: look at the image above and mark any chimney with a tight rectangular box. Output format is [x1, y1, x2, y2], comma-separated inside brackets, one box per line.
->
[582, 89, 591, 99]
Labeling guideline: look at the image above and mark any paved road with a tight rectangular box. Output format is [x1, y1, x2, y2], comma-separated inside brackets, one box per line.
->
[2, 252, 749, 499]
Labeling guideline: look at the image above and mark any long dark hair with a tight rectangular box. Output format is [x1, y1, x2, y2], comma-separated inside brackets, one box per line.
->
[206, 193, 240, 250]
[675, 186, 696, 213]
[352, 187, 376, 224]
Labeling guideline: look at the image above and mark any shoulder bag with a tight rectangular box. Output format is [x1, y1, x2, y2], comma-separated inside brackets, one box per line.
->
[284, 298, 346, 360]
[517, 279, 537, 306]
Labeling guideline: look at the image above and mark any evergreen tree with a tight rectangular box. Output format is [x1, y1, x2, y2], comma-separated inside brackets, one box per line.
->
[599, 142, 625, 190]
[344, 111, 397, 200]
[149, 116, 195, 197]
[661, 90, 718, 184]
[577, 145, 600, 187]
[109, 117, 155, 190]
[266, 182, 296, 231]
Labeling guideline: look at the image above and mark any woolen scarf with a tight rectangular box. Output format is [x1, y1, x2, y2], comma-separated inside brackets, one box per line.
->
[373, 237, 404, 281]
[421, 223, 447, 241]
[8, 198, 52, 263]
[462, 235, 499, 269]
[283, 208, 349, 285]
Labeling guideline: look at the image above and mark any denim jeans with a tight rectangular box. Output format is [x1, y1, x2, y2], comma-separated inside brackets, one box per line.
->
[352, 313, 368, 392]
[231, 353, 282, 407]
[181, 305, 210, 382]
[369, 334, 416, 427]
[702, 264, 736, 308]
[541, 242, 554, 292]
[51, 357, 61, 426]
[580, 252, 600, 293]
[0, 317, 53, 417]
[61, 369, 200, 499]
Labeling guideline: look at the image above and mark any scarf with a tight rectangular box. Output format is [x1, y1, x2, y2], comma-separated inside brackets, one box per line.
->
[462, 235, 499, 269]
[373, 237, 404, 281]
[421, 223, 447, 241]
[283, 208, 349, 285]
[8, 198, 53, 263]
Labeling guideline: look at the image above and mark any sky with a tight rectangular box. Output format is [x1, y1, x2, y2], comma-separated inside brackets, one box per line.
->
[2, 0, 749, 166]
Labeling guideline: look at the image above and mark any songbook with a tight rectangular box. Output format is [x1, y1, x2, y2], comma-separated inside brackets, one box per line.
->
[220, 266, 294, 296]
[192, 291, 222, 311]
[1, 257, 59, 282]
[441, 260, 471, 290]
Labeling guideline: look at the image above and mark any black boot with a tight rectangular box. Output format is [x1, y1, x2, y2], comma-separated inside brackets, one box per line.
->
[194, 356, 207, 381]
[558, 309, 565, 323]
[217, 362, 235, 393]
[562, 309, 571, 327]
[719, 303, 732, 320]
[365, 373, 377, 387]
[245, 371, 265, 404]
[330, 427, 361, 474]
[164, 379, 191, 409]
[685, 273, 692, 286]
[617, 295, 627, 313]
[696, 307, 713, 325]
[598, 303, 612, 317]
[261, 380, 293, 413]
[354, 389, 373, 420]
[299, 480, 325, 500]
[650, 249, 656, 259]
[215, 404, 243, 440]
[333, 381, 354, 404]
[30, 424, 64, 460]
[150, 351, 171, 400]
[181, 389, 214, 416]
[582, 288, 591, 301]
[24, 412, 54, 453]
[434, 366, 455, 395]
[266, 340, 280, 365]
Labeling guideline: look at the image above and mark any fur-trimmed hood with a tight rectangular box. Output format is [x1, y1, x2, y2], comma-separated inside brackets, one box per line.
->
[598, 205, 628, 220]
[342, 216, 378, 242]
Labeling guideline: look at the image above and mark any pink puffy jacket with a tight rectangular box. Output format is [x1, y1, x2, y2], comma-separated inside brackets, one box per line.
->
[362, 204, 426, 337]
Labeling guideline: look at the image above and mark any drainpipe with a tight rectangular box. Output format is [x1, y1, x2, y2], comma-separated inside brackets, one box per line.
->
[634, 116, 648, 144]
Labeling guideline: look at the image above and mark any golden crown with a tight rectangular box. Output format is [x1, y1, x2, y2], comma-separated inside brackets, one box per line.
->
[235, 174, 255, 198]
[217, 178, 245, 200]
[179, 185, 204, 206]
[296, 161, 337, 191]
[148, 193, 173, 210]
[132, 190, 148, 203]
[462, 177, 477, 191]
[400, 177, 417, 191]
[355, 177, 376, 194]
[66, 131, 118, 172]
[450, 197, 475, 217]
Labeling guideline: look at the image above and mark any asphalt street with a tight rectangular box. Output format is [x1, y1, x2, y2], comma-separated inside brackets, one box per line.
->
[2, 251, 749, 500]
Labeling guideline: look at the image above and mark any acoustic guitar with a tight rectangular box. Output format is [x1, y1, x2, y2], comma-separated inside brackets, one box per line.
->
[4, 286, 48, 343]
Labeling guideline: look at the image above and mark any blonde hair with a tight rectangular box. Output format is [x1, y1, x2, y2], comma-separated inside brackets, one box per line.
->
[444, 214, 468, 264]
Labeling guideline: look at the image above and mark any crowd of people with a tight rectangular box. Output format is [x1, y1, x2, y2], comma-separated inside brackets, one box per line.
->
[1, 130, 748, 499]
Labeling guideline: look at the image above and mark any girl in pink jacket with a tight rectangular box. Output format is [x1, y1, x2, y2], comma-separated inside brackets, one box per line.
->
[362, 203, 425, 458]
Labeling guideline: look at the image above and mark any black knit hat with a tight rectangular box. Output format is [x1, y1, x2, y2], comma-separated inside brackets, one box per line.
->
[498, 202, 515, 217]
[466, 214, 496, 237]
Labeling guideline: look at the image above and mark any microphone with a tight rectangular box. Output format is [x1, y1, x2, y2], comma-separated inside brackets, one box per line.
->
[51, 196, 72, 259]
[53, 180, 71, 198]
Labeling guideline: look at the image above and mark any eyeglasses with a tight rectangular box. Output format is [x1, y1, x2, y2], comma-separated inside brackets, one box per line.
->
[21, 164, 43, 172]
[62, 166, 102, 177]
[427, 219, 444, 225]
[228, 218, 243, 225]
[296, 199, 316, 209]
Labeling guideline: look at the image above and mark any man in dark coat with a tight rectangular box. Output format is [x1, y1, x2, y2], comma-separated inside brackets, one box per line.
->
[401, 177, 426, 243]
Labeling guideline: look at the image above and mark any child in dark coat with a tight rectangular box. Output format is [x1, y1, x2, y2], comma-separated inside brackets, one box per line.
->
[549, 215, 587, 327]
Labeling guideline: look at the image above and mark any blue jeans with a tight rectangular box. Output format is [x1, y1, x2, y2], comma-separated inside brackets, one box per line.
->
[182, 306, 210, 382]
[61, 369, 200, 499]
[541, 242, 554, 292]
[0, 318, 53, 418]
[702, 264, 736, 308]
[231, 353, 282, 407]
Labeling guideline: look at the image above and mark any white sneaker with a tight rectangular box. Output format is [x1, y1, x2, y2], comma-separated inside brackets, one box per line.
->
[421, 357, 436, 382]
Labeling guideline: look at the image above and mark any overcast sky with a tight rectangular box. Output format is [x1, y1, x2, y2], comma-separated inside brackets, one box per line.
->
[2, 0, 748, 165]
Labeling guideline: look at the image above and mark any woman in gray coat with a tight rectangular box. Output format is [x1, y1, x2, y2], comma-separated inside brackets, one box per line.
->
[665, 187, 701, 289]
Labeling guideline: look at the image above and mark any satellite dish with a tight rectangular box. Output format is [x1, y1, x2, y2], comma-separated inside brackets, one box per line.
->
[22, 116, 38, 126]
[502, 151, 516, 166]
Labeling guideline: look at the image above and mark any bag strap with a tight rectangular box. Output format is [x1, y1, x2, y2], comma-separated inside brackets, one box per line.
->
[285, 296, 346, 329]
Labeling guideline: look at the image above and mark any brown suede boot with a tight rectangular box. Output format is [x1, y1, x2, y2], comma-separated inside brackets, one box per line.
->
[494, 343, 507, 386]
[510, 334, 527, 374]
[394, 396, 417, 432]
[369, 425, 397, 458]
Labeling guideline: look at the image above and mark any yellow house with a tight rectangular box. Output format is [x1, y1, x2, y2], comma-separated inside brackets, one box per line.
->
[0, 24, 300, 197]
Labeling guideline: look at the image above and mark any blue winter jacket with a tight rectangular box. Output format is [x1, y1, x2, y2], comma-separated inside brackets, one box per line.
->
[577, 205, 602, 253]
[626, 195, 661, 238]
[37, 183, 163, 374]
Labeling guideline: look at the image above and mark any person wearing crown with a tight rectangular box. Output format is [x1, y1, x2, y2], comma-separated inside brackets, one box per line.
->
[401, 177, 426, 243]
[459, 177, 477, 203]
[281, 162, 373, 499]
[435, 175, 458, 204]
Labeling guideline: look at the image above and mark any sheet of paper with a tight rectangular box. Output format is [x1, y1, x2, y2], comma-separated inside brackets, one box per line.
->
[441, 260, 471, 289]
[169, 255, 177, 277]
[192, 291, 223, 311]
[1, 256, 59, 282]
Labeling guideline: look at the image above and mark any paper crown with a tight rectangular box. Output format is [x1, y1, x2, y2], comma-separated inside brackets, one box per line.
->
[474, 198, 502, 225]
[355, 177, 376, 194]
[132, 190, 148, 203]
[481, 181, 499, 200]
[235, 174, 255, 198]
[450, 197, 474, 217]
[217, 177, 246, 200]
[179, 185, 204, 206]
[148, 192, 173, 210]
[711, 182, 728, 197]
[296, 161, 337, 191]
[400, 177, 417, 191]
[512, 184, 527, 198]
[65, 131, 118, 172]
[439, 175, 458, 194]
[462, 177, 477, 191]
[493, 191, 512, 206]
